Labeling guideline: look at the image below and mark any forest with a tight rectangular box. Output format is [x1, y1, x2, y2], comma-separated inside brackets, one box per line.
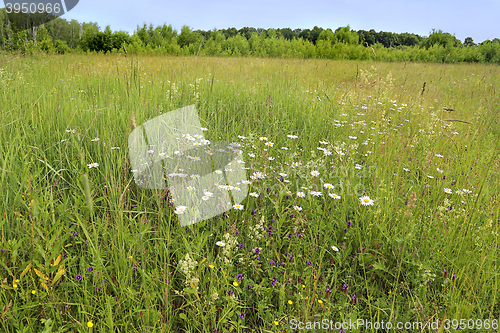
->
[1, 8, 500, 63]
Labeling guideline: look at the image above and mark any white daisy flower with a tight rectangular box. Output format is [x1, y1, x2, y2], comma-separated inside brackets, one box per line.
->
[287, 134, 298, 139]
[233, 204, 244, 210]
[174, 206, 187, 214]
[331, 245, 339, 252]
[359, 196, 374, 206]
[323, 183, 334, 189]
[328, 193, 341, 200]
[250, 172, 266, 180]
[293, 205, 302, 211]
[87, 162, 99, 168]
[249, 192, 259, 197]
[297, 192, 306, 198]
[216, 241, 225, 247]
[444, 188, 452, 194]
[310, 170, 320, 177]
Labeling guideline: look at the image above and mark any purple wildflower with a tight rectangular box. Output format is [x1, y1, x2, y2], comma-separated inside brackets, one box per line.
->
[271, 276, 277, 287]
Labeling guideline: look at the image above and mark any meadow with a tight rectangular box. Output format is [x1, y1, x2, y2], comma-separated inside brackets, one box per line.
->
[0, 53, 499, 332]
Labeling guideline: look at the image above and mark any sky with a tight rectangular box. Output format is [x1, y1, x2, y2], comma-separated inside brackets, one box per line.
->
[4, 0, 499, 43]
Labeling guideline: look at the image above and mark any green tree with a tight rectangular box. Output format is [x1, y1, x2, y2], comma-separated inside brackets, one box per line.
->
[177, 25, 201, 49]
[0, 9, 9, 49]
[35, 25, 50, 43]
[45, 18, 71, 45]
[202, 29, 224, 55]
[68, 19, 81, 48]
[160, 24, 177, 42]
[80, 23, 100, 51]
[464, 37, 476, 47]
[421, 29, 462, 49]
[333, 25, 359, 45]
[277, 28, 297, 40]
[136, 23, 150, 46]
[237, 27, 256, 40]
[358, 29, 376, 46]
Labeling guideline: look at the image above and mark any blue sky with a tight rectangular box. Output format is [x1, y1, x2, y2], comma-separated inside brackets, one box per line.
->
[5, 0, 499, 43]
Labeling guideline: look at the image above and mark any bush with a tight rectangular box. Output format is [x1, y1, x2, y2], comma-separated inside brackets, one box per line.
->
[54, 40, 70, 54]
[38, 38, 54, 53]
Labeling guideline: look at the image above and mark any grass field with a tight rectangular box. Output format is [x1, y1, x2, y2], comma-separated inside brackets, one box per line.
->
[0, 53, 499, 332]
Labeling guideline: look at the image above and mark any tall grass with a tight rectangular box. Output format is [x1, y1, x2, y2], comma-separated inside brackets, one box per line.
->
[0, 53, 499, 332]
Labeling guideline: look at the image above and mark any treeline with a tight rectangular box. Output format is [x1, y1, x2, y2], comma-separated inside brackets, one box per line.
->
[1, 9, 500, 64]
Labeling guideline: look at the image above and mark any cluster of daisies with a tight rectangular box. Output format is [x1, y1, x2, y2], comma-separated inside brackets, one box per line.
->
[166, 129, 377, 215]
